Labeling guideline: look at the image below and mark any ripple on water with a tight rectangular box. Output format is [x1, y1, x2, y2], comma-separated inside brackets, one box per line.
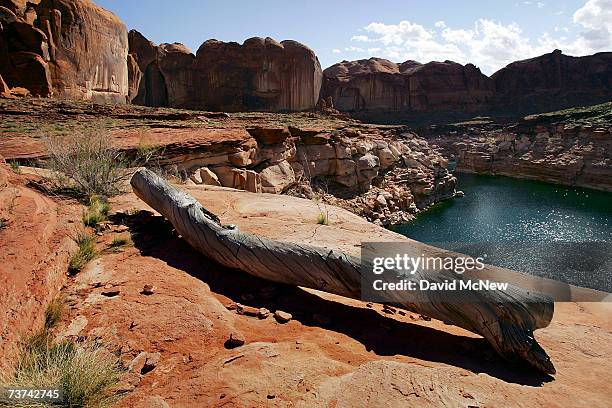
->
[391, 173, 612, 292]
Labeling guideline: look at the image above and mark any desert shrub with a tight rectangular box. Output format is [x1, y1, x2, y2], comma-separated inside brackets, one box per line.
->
[316, 211, 329, 225]
[44, 298, 63, 331]
[9, 160, 21, 174]
[0, 334, 122, 408]
[109, 235, 132, 248]
[68, 232, 97, 275]
[45, 133, 129, 198]
[82, 196, 110, 228]
[0, 218, 7, 230]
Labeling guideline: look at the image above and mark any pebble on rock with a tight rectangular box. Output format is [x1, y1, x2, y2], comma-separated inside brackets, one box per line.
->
[274, 310, 292, 323]
[225, 331, 246, 348]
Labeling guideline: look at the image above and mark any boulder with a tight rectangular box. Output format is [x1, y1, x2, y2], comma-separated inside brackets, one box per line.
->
[259, 160, 295, 193]
[199, 167, 221, 187]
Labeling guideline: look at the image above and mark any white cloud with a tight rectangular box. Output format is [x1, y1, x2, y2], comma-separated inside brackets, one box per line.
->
[571, 0, 612, 52]
[344, 46, 365, 52]
[435, 20, 447, 28]
[351, 35, 370, 42]
[332, 48, 341, 54]
[573, 0, 612, 28]
[537, 2, 545, 8]
[338, 0, 612, 75]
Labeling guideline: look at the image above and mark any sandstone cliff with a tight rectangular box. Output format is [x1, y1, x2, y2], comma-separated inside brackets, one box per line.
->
[422, 102, 612, 192]
[0, 0, 128, 102]
[321, 57, 495, 116]
[128, 31, 323, 112]
[491, 49, 612, 114]
[321, 51, 612, 121]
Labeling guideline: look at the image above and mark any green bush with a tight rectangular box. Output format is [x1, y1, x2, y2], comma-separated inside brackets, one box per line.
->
[68, 232, 97, 275]
[82, 196, 110, 228]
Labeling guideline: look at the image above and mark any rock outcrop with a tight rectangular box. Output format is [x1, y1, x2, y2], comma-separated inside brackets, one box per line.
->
[422, 104, 612, 192]
[0, 0, 128, 102]
[172, 125, 456, 225]
[321, 57, 494, 115]
[321, 51, 612, 121]
[128, 31, 323, 111]
[492, 50, 612, 114]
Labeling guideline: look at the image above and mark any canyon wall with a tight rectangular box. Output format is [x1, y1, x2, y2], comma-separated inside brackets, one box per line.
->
[321, 51, 612, 120]
[0, 0, 128, 102]
[167, 124, 456, 225]
[128, 31, 323, 112]
[492, 50, 612, 114]
[321, 58, 494, 114]
[422, 112, 612, 192]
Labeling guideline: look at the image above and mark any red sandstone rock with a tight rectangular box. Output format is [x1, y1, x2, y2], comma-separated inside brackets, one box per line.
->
[0, 0, 128, 102]
[492, 49, 612, 114]
[128, 31, 322, 111]
[321, 57, 494, 115]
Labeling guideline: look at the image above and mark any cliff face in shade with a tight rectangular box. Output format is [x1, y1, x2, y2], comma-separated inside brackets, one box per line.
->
[128, 32, 323, 111]
[321, 57, 494, 114]
[0, 0, 129, 103]
[128, 30, 195, 108]
[491, 49, 612, 114]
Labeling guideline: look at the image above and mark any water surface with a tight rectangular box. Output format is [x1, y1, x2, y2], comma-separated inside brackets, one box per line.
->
[392, 173, 612, 292]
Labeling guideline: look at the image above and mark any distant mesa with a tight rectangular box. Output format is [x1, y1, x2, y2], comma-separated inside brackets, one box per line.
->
[320, 51, 612, 118]
[321, 57, 495, 113]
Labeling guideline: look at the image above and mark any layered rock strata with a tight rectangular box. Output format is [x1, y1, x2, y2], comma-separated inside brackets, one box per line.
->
[170, 125, 457, 225]
[423, 118, 612, 192]
[321, 57, 494, 114]
[128, 31, 323, 111]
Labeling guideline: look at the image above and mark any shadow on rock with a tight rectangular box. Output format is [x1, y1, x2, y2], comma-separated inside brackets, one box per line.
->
[113, 210, 554, 387]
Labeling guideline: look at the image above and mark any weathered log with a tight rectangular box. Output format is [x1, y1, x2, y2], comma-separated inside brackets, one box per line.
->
[131, 168, 555, 374]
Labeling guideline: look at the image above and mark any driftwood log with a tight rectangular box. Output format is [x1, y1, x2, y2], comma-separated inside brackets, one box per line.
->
[131, 168, 555, 374]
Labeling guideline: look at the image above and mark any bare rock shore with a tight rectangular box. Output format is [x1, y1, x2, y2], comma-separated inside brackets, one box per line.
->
[422, 103, 612, 192]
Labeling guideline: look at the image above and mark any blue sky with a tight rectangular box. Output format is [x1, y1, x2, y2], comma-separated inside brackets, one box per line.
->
[96, 0, 611, 75]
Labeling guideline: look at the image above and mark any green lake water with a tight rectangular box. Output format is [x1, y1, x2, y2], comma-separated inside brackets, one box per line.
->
[391, 173, 612, 292]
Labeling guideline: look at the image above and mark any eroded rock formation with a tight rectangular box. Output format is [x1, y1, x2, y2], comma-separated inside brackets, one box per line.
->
[173, 124, 456, 225]
[492, 50, 612, 114]
[321, 51, 612, 120]
[321, 57, 495, 115]
[422, 109, 612, 192]
[128, 31, 323, 111]
[0, 0, 128, 102]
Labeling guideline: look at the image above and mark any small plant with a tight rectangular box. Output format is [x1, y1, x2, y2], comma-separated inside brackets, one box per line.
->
[45, 132, 129, 198]
[0, 334, 123, 408]
[68, 232, 97, 275]
[316, 211, 329, 225]
[110, 235, 132, 248]
[9, 160, 21, 174]
[44, 298, 63, 331]
[0, 218, 7, 230]
[82, 196, 110, 228]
